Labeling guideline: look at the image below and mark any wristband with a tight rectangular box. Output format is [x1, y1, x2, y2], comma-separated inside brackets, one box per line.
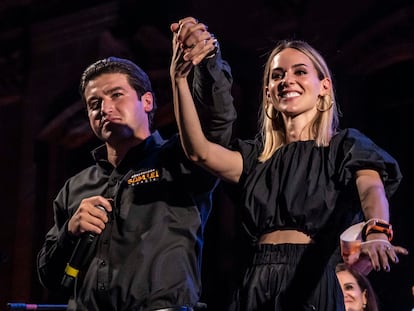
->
[361, 218, 393, 241]
[339, 221, 393, 266]
[340, 222, 364, 264]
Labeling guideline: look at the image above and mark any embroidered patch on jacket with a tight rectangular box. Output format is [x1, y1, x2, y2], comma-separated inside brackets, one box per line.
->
[127, 169, 160, 186]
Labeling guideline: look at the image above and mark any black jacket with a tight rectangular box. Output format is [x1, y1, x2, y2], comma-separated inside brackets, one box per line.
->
[37, 51, 236, 311]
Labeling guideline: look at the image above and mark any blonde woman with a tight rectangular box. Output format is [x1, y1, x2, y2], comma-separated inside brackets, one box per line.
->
[170, 37, 408, 310]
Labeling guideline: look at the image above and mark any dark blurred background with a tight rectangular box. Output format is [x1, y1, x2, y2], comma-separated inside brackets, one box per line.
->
[0, 0, 413, 310]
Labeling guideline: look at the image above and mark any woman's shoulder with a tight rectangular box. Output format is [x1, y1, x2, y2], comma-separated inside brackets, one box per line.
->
[332, 128, 379, 149]
[231, 136, 262, 154]
[334, 127, 368, 140]
[331, 128, 402, 196]
[331, 127, 399, 167]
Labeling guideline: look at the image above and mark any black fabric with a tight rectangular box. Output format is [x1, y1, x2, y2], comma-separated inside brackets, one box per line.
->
[233, 128, 402, 243]
[193, 47, 236, 143]
[37, 52, 235, 311]
[230, 244, 345, 311]
[39, 133, 215, 311]
[228, 128, 402, 311]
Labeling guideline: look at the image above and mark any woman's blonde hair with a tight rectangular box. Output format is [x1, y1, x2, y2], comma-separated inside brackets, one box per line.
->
[258, 40, 340, 162]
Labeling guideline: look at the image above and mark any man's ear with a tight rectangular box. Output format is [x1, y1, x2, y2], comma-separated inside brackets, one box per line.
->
[141, 92, 154, 112]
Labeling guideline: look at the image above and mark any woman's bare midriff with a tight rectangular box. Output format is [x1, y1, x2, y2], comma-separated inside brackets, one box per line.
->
[259, 230, 313, 244]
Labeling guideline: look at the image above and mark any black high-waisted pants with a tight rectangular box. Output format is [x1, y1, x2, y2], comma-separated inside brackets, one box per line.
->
[230, 243, 345, 311]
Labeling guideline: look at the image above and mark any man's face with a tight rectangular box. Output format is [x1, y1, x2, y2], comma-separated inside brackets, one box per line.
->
[84, 73, 153, 144]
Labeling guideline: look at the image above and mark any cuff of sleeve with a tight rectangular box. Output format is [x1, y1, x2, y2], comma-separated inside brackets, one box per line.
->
[197, 45, 224, 79]
[58, 221, 79, 249]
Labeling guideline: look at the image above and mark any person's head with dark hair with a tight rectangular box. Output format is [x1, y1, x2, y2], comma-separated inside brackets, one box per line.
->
[336, 263, 379, 311]
[79, 57, 157, 155]
[37, 17, 237, 311]
[80, 56, 157, 132]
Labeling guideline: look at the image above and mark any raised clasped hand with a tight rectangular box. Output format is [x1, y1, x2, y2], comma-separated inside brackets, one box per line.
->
[170, 16, 218, 79]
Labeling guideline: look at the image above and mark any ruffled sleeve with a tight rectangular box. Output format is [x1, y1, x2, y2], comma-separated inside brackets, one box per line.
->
[332, 128, 402, 198]
[230, 138, 262, 184]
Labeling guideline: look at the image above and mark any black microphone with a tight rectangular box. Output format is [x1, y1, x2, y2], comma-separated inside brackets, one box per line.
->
[61, 205, 106, 289]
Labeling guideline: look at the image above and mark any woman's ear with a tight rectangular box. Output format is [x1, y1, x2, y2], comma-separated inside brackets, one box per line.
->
[362, 289, 368, 307]
[320, 77, 331, 96]
[265, 87, 271, 100]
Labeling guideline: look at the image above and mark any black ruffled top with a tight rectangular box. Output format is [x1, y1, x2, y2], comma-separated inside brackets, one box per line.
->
[233, 128, 402, 244]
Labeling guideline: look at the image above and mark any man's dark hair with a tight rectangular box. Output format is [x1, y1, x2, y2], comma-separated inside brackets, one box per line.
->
[79, 56, 157, 129]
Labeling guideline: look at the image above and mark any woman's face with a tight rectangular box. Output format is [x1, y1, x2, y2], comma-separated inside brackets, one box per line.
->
[337, 270, 368, 311]
[266, 48, 330, 120]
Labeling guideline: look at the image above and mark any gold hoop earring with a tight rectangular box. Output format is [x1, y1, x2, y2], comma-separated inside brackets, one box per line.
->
[265, 104, 277, 120]
[317, 94, 333, 112]
[265, 109, 275, 120]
